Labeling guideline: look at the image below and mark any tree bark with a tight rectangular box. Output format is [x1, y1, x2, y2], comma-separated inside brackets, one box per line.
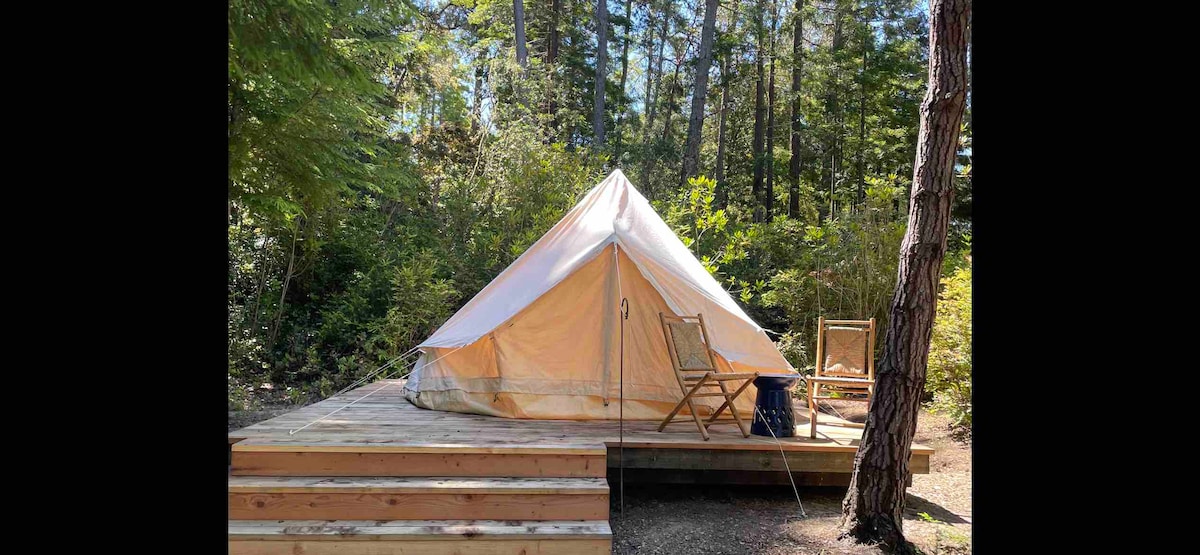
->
[714, 7, 739, 207]
[659, 54, 683, 147]
[838, 0, 969, 551]
[593, 0, 610, 146]
[679, 0, 721, 187]
[822, 0, 845, 220]
[764, 0, 778, 220]
[640, 0, 669, 197]
[788, 0, 804, 217]
[546, 0, 562, 138]
[614, 0, 633, 162]
[267, 222, 301, 350]
[514, 0, 529, 70]
[751, 0, 766, 221]
[855, 11, 869, 206]
[472, 64, 484, 134]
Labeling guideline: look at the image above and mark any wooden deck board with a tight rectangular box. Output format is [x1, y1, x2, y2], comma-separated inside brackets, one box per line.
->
[228, 476, 609, 494]
[228, 519, 612, 540]
[229, 379, 934, 468]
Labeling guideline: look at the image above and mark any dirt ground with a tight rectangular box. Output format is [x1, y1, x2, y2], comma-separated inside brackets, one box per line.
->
[609, 402, 971, 554]
[228, 400, 971, 554]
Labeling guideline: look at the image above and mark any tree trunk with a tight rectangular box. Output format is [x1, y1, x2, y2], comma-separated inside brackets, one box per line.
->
[788, 0, 804, 217]
[660, 55, 683, 147]
[825, 1, 845, 218]
[679, 0, 720, 186]
[514, 0, 529, 70]
[714, 8, 739, 207]
[643, 0, 659, 138]
[267, 222, 301, 350]
[855, 12, 869, 206]
[546, 0, 562, 138]
[838, 0, 969, 551]
[764, 0, 778, 220]
[638, 0, 667, 194]
[593, 0, 610, 146]
[751, 0, 766, 221]
[512, 0, 529, 110]
[547, 0, 561, 66]
[614, 0, 633, 163]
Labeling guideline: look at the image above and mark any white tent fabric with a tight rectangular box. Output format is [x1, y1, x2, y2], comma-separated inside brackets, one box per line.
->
[404, 169, 795, 419]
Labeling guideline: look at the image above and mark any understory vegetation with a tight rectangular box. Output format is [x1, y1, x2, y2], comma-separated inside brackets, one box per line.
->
[228, 0, 971, 431]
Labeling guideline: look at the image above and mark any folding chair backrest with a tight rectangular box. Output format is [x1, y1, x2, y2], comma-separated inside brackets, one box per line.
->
[659, 313, 718, 373]
[815, 317, 876, 380]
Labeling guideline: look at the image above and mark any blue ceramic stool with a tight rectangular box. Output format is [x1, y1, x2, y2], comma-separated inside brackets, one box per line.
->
[751, 374, 803, 437]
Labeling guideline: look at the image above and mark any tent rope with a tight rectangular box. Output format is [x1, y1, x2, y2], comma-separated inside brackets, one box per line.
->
[754, 405, 808, 519]
[288, 345, 465, 435]
[326, 347, 421, 405]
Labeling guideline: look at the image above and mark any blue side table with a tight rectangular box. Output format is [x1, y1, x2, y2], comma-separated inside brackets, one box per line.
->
[751, 373, 803, 437]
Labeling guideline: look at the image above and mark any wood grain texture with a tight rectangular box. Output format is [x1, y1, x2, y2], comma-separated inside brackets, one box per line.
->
[227, 378, 933, 473]
[229, 492, 609, 521]
[228, 519, 612, 541]
[610, 447, 929, 474]
[232, 451, 608, 478]
[229, 539, 612, 555]
[228, 476, 609, 495]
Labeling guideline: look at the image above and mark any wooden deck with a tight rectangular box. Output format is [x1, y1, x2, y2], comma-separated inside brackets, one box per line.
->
[230, 378, 932, 479]
[229, 379, 932, 553]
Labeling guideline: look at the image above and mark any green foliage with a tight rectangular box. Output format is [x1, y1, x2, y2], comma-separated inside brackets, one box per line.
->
[926, 256, 972, 435]
[227, 0, 969, 410]
[760, 176, 908, 368]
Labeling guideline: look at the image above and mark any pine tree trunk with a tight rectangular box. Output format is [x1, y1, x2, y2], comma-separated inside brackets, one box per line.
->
[614, 0, 633, 162]
[764, 0, 778, 220]
[473, 65, 484, 134]
[838, 0, 969, 551]
[546, 0, 562, 138]
[640, 0, 669, 197]
[714, 8, 738, 207]
[513, 0, 529, 109]
[751, 0, 766, 221]
[788, 0, 804, 217]
[824, 1, 845, 218]
[660, 47, 685, 145]
[679, 0, 720, 187]
[855, 13, 869, 206]
[514, 0, 529, 69]
[267, 223, 300, 350]
[593, 0, 610, 146]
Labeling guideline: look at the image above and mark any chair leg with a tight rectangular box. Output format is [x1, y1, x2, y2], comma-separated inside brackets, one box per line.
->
[658, 396, 690, 432]
[707, 380, 743, 436]
[687, 395, 710, 441]
[660, 377, 712, 441]
[662, 379, 705, 432]
[706, 380, 737, 423]
[808, 379, 817, 439]
[710, 378, 754, 438]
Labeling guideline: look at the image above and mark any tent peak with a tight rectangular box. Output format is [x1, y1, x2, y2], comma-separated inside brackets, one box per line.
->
[601, 168, 641, 194]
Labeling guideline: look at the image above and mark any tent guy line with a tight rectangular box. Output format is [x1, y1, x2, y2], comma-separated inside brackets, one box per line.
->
[287, 345, 465, 435]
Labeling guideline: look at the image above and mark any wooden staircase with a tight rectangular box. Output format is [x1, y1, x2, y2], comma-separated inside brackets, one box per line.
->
[229, 444, 612, 554]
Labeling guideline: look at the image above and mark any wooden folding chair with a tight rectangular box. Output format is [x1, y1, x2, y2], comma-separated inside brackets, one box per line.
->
[807, 317, 876, 438]
[657, 312, 758, 440]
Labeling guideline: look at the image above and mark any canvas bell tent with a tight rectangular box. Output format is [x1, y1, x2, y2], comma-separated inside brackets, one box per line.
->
[404, 169, 795, 419]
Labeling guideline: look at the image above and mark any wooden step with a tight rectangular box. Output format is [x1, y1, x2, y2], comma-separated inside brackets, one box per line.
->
[229, 476, 609, 521]
[231, 442, 608, 478]
[228, 519, 612, 554]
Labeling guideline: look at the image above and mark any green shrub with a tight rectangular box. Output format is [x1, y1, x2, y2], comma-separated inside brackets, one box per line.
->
[926, 257, 972, 435]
